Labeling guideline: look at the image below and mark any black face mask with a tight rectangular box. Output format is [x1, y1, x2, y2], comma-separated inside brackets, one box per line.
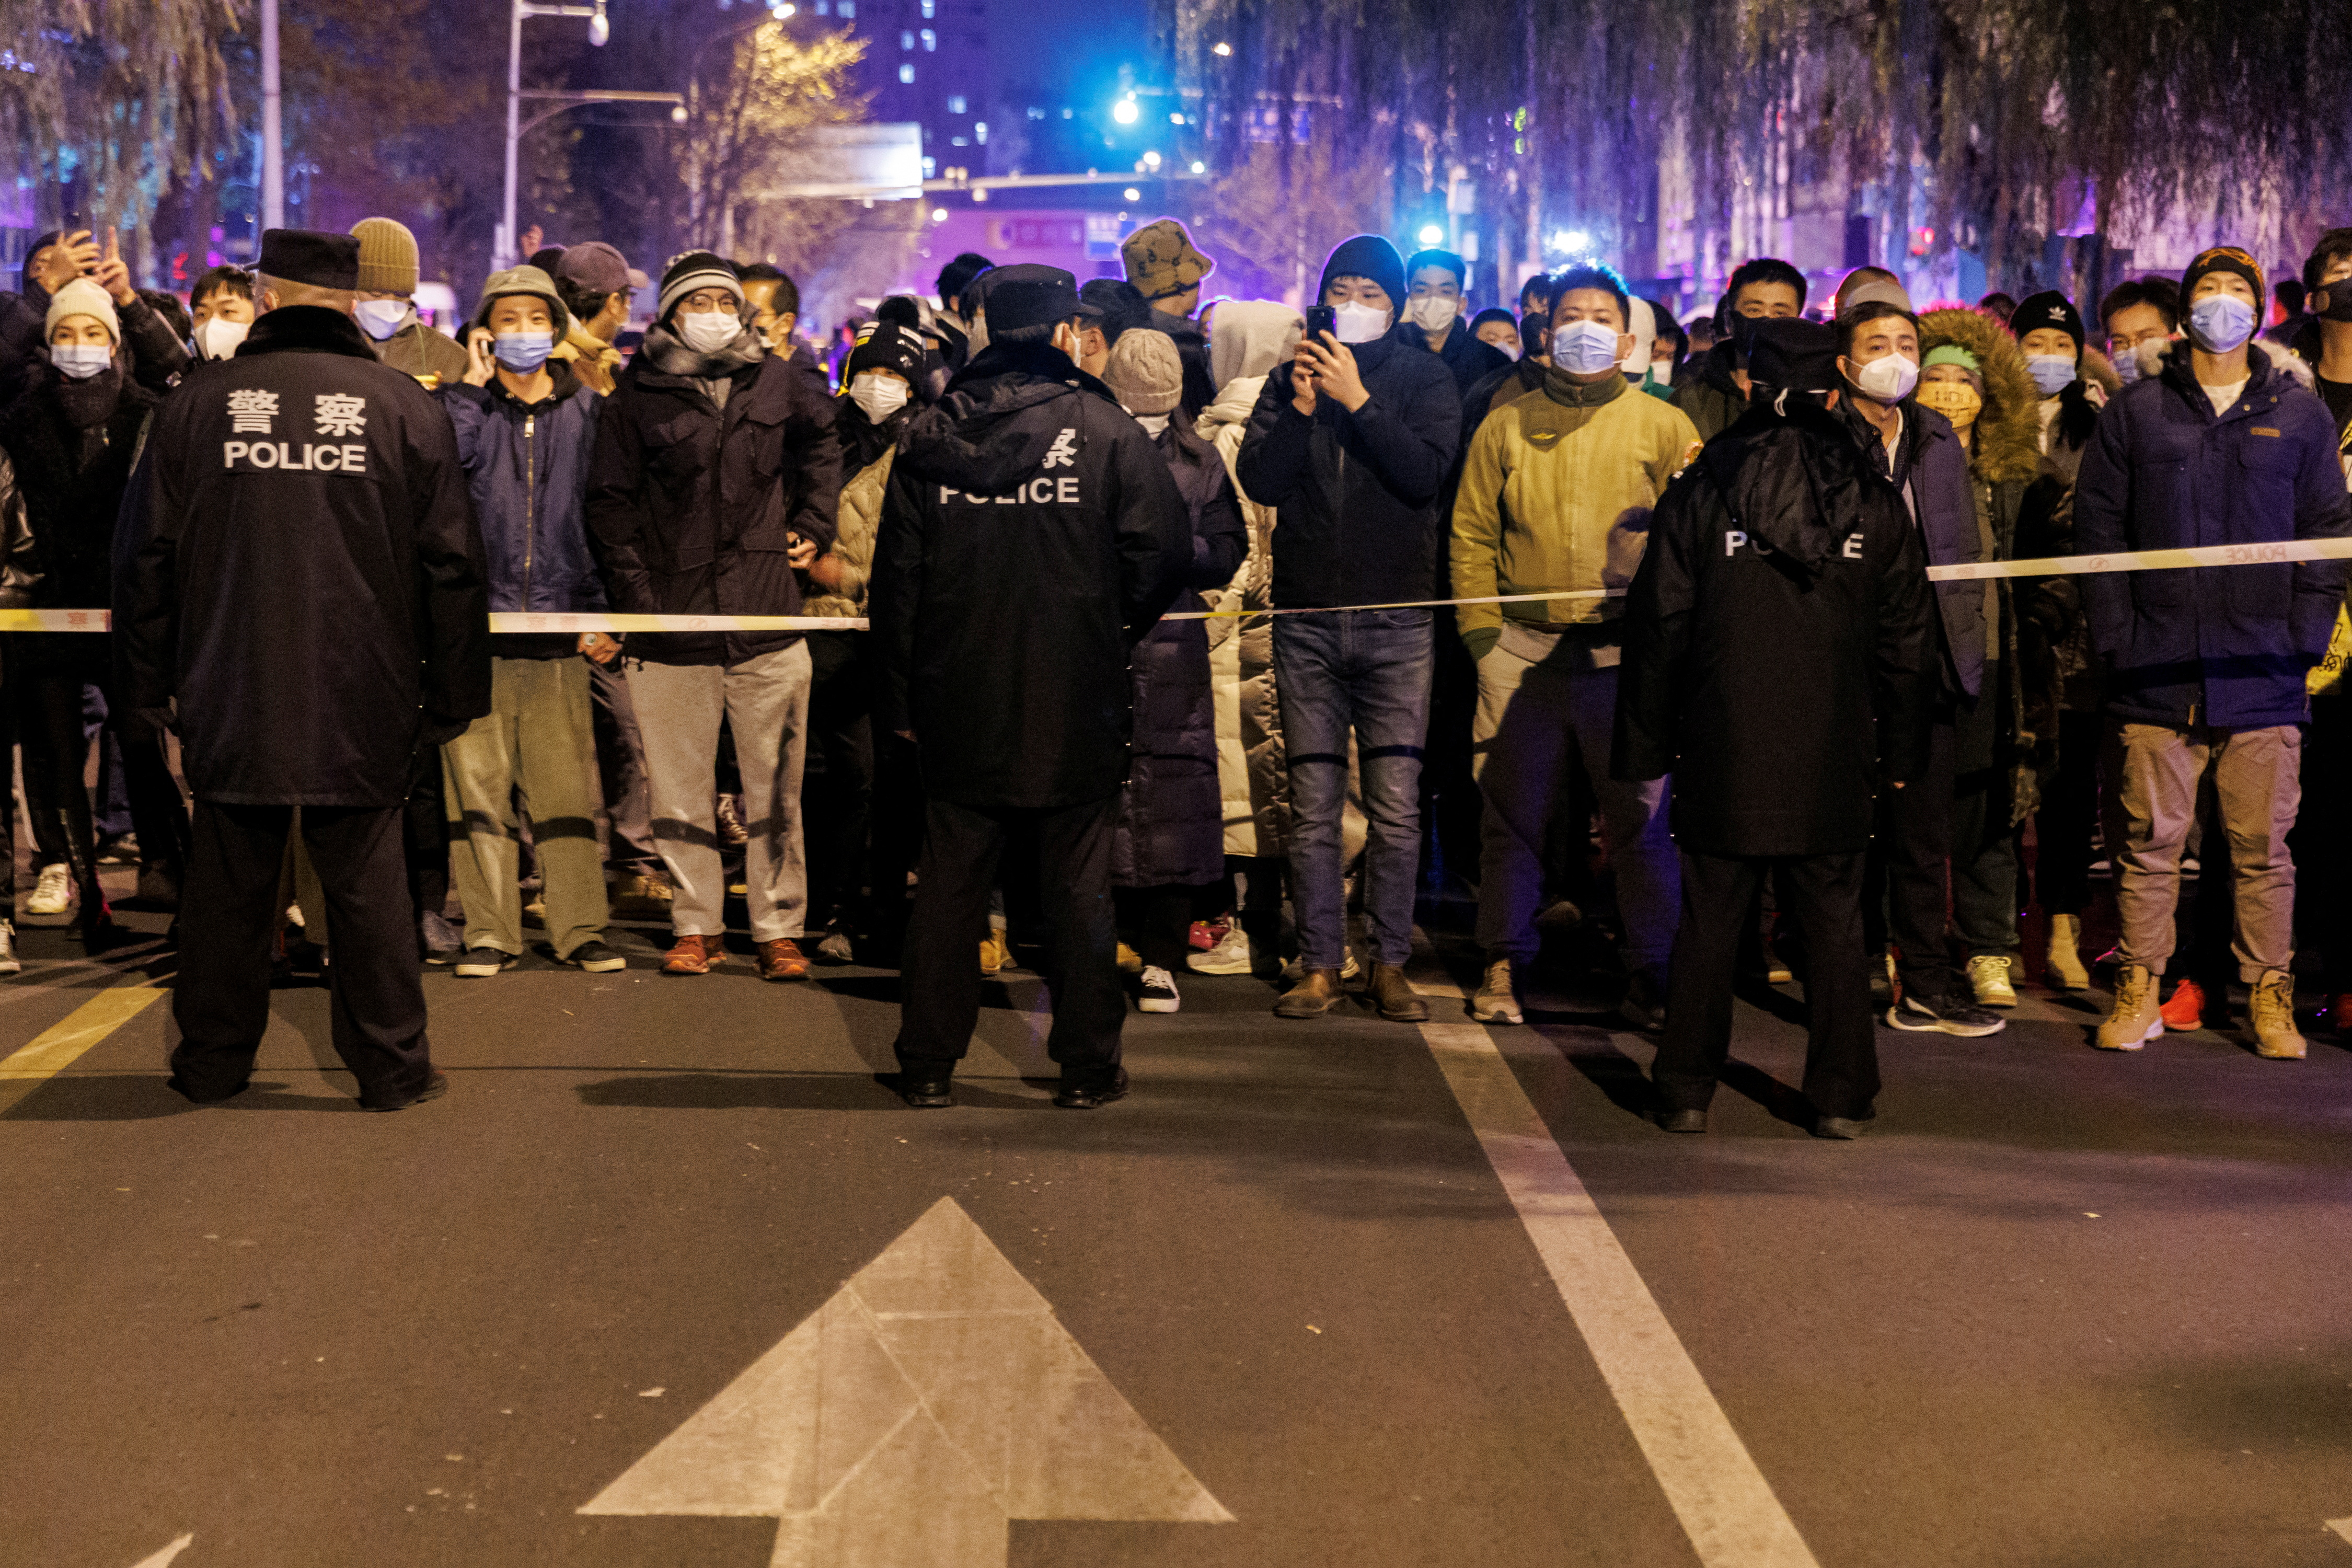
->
[2316, 283, 2352, 323]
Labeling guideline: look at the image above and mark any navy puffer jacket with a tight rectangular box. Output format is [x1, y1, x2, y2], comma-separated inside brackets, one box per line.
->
[2073, 342, 2352, 729]
[443, 362, 605, 617]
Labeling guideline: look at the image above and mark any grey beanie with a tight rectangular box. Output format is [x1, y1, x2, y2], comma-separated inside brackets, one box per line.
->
[1103, 328, 1183, 416]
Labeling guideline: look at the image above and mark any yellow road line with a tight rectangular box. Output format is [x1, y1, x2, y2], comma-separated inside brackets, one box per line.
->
[0, 984, 167, 1115]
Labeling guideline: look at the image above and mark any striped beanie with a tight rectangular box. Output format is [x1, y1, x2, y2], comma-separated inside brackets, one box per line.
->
[658, 251, 743, 324]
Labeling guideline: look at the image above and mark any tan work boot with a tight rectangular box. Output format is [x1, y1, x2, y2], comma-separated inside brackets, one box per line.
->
[1967, 953, 2019, 1008]
[2095, 963, 2163, 1051]
[2249, 970, 2307, 1059]
[1470, 958, 1524, 1024]
[1274, 967, 1345, 1018]
[2044, 913, 2090, 990]
[1367, 962, 1429, 1022]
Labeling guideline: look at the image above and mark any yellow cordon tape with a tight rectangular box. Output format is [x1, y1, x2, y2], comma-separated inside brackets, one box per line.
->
[7, 538, 2346, 633]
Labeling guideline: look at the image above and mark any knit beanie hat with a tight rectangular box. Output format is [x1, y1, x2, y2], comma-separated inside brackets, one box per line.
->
[468, 264, 571, 339]
[2009, 291, 2084, 354]
[1122, 218, 1215, 304]
[350, 217, 421, 296]
[2182, 246, 2265, 308]
[658, 250, 743, 325]
[1102, 328, 1184, 415]
[846, 319, 927, 385]
[1317, 235, 1407, 312]
[44, 277, 120, 344]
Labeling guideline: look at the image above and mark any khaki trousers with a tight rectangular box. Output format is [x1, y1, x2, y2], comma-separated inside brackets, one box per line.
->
[442, 656, 610, 960]
[2113, 721, 2299, 979]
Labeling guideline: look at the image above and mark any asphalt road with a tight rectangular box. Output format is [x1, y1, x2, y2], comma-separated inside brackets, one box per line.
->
[3, 887, 2349, 1568]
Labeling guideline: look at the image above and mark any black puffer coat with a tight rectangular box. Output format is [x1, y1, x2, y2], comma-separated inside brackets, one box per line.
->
[0, 366, 155, 677]
[1113, 417, 1247, 887]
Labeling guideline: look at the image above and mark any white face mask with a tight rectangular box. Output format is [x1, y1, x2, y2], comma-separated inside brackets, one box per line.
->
[1552, 319, 1625, 376]
[192, 317, 250, 361]
[1848, 351, 1920, 403]
[1333, 301, 1391, 344]
[50, 343, 111, 381]
[677, 309, 743, 355]
[849, 371, 910, 424]
[1646, 359, 1675, 387]
[353, 298, 410, 341]
[1133, 412, 1171, 436]
[1404, 295, 1458, 335]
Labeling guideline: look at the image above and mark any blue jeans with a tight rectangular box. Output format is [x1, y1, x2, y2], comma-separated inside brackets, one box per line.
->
[1273, 609, 1434, 970]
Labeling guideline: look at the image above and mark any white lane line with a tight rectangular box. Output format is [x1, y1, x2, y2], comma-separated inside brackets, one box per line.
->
[130, 1535, 194, 1567]
[1411, 974, 1821, 1568]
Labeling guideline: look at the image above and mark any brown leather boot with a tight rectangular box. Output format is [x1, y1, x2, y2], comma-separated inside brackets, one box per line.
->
[1368, 963, 1428, 1022]
[1274, 967, 1345, 1018]
[662, 932, 719, 975]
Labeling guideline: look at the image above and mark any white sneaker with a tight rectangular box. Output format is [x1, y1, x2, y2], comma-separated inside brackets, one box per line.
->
[1470, 958, 1524, 1024]
[0, 920, 19, 976]
[1967, 954, 2019, 1008]
[1137, 965, 1181, 1013]
[1189, 924, 1256, 975]
[24, 863, 72, 916]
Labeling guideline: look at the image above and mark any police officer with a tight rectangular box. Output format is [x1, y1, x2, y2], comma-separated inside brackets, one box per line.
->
[871, 264, 1190, 1110]
[117, 229, 490, 1111]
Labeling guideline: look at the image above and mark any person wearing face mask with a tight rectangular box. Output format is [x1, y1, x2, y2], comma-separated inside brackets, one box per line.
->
[1236, 233, 1462, 1021]
[188, 265, 259, 363]
[0, 276, 188, 947]
[1469, 307, 1521, 359]
[2098, 275, 2183, 389]
[1673, 256, 1807, 442]
[434, 265, 622, 981]
[1450, 266, 1702, 1031]
[1643, 303, 1687, 397]
[117, 228, 491, 1111]
[1098, 329, 1248, 1017]
[1615, 317, 1935, 1139]
[2073, 246, 2352, 1060]
[870, 266, 1190, 1108]
[798, 310, 932, 966]
[1834, 297, 2004, 1037]
[1402, 249, 1511, 399]
[1121, 218, 1219, 419]
[586, 249, 840, 984]
[1911, 310, 2048, 1011]
[348, 217, 469, 388]
[737, 263, 801, 358]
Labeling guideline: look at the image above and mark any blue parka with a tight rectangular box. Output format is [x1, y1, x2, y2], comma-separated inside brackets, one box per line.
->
[443, 361, 606, 620]
[2072, 341, 2351, 729]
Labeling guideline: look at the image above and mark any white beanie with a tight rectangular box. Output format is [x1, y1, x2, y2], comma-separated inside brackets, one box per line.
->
[45, 277, 120, 345]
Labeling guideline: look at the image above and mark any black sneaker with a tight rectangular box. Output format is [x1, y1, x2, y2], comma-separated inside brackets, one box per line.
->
[567, 939, 627, 973]
[453, 946, 518, 978]
[1884, 995, 2007, 1036]
[1136, 965, 1181, 1013]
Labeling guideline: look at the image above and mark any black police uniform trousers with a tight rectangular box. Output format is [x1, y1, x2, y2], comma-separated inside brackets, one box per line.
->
[170, 799, 435, 1107]
[1653, 849, 1880, 1122]
[893, 792, 1124, 1078]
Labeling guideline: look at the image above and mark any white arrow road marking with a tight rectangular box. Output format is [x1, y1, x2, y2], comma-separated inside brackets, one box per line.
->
[1412, 972, 1821, 1568]
[129, 1535, 193, 1568]
[580, 1197, 1230, 1566]
[2328, 1516, 2352, 1545]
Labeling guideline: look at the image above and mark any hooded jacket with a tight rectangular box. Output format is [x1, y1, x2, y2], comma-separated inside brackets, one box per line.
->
[1198, 364, 1288, 857]
[2073, 340, 2352, 729]
[115, 306, 490, 806]
[442, 360, 605, 654]
[1235, 320, 1462, 606]
[1670, 340, 1749, 443]
[586, 329, 840, 666]
[1614, 398, 1934, 857]
[872, 339, 1191, 809]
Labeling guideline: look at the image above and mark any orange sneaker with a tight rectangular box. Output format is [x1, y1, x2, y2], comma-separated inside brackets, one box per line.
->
[757, 937, 812, 982]
[662, 932, 719, 975]
[2159, 977, 2207, 1032]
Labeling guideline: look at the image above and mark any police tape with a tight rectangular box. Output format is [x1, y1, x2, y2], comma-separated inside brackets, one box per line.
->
[6, 537, 2347, 635]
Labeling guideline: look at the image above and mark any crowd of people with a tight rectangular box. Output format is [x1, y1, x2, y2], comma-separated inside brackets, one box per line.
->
[2, 205, 2346, 1129]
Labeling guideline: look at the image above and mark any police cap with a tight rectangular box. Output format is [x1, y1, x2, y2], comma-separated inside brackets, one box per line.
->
[258, 229, 361, 291]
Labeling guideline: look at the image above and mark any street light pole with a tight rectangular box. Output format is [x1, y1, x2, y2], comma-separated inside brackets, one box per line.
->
[259, 0, 283, 232]
[499, 0, 612, 271]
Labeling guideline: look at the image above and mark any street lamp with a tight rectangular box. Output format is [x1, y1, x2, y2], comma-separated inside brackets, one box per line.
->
[500, 0, 612, 270]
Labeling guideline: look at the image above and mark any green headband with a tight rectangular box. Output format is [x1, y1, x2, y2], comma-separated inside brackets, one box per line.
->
[1921, 343, 1980, 374]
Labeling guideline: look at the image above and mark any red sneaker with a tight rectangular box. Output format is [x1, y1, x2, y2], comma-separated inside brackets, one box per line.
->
[1189, 918, 1226, 952]
[2159, 977, 2207, 1032]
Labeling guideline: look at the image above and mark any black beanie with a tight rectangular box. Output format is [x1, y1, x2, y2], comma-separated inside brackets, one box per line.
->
[2010, 291, 2084, 354]
[846, 320, 927, 386]
[1318, 235, 1407, 310]
[1747, 318, 1840, 394]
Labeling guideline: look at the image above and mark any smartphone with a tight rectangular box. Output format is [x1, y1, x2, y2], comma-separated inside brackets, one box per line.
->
[1304, 304, 1337, 341]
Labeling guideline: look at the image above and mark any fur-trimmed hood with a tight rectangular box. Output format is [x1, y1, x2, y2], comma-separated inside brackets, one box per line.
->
[2138, 336, 2315, 392]
[1917, 306, 2043, 485]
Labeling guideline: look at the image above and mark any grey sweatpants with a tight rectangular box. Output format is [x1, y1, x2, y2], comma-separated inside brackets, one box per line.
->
[629, 645, 812, 942]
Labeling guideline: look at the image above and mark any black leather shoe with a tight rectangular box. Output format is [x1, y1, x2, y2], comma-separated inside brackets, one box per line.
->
[1656, 1107, 1708, 1134]
[364, 1068, 449, 1112]
[1053, 1065, 1128, 1109]
[1813, 1114, 1873, 1140]
[893, 1065, 955, 1108]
